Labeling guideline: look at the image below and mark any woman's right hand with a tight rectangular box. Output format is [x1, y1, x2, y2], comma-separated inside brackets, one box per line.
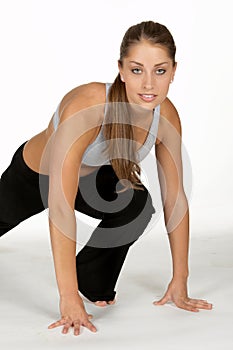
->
[48, 294, 97, 336]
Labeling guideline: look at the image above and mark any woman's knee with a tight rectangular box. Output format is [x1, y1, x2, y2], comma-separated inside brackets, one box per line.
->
[132, 186, 155, 215]
[115, 185, 155, 225]
[89, 186, 155, 248]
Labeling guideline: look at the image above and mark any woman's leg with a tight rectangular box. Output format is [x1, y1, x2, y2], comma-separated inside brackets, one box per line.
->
[75, 165, 155, 303]
[0, 144, 154, 303]
[0, 142, 48, 237]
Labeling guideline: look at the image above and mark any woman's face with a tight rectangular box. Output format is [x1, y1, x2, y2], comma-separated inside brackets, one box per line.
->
[119, 40, 176, 110]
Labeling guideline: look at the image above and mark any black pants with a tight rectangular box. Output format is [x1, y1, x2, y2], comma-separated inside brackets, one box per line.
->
[0, 141, 155, 302]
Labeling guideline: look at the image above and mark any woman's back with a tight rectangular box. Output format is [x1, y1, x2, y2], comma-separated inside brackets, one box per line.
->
[22, 82, 107, 176]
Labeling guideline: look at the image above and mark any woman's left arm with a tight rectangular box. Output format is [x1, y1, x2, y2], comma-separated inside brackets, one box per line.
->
[153, 98, 212, 312]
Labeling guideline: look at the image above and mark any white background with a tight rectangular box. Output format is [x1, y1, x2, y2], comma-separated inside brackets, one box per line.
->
[0, 0, 232, 232]
[0, 1, 233, 349]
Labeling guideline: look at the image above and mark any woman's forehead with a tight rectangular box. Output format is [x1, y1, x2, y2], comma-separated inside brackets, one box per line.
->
[123, 42, 171, 63]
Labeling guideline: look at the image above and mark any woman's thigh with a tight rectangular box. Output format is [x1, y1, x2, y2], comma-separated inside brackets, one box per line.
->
[0, 142, 48, 230]
[74, 165, 119, 219]
[75, 165, 155, 248]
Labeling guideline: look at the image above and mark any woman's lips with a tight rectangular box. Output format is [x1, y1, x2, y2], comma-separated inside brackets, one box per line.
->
[138, 94, 157, 102]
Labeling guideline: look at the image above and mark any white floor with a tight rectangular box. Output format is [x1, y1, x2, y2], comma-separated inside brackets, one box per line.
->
[0, 208, 232, 350]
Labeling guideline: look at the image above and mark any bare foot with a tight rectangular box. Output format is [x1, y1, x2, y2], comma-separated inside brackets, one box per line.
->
[94, 300, 116, 307]
[80, 293, 116, 307]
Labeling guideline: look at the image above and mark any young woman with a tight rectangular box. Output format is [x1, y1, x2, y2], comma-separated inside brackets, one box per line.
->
[0, 21, 212, 336]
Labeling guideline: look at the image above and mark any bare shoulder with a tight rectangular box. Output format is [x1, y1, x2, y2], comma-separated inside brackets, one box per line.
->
[49, 82, 107, 167]
[76, 81, 106, 102]
[63, 81, 106, 103]
[160, 97, 181, 132]
[59, 82, 106, 123]
[157, 97, 182, 143]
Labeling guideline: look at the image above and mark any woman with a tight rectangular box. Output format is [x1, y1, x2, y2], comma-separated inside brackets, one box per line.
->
[0, 21, 212, 336]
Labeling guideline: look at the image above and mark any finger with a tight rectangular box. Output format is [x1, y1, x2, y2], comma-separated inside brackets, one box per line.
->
[73, 321, 81, 336]
[48, 318, 67, 329]
[62, 321, 72, 334]
[187, 298, 209, 304]
[186, 299, 213, 309]
[153, 296, 169, 305]
[83, 320, 97, 333]
[176, 300, 199, 312]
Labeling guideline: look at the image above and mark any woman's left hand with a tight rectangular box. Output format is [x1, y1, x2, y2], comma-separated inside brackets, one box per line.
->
[153, 279, 213, 312]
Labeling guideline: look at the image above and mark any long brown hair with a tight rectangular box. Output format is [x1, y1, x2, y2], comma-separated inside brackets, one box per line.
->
[103, 21, 176, 191]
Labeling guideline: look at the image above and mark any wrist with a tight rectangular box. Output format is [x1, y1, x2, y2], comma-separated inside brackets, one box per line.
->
[59, 290, 81, 299]
[172, 273, 189, 282]
[60, 293, 84, 306]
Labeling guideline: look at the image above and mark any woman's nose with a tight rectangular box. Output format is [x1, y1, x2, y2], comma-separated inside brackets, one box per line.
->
[142, 74, 154, 90]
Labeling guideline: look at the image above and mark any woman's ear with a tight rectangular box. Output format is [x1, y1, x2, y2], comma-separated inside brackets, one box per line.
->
[171, 62, 177, 82]
[118, 60, 125, 82]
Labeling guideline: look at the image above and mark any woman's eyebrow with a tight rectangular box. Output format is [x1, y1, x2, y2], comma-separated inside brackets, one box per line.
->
[129, 60, 169, 67]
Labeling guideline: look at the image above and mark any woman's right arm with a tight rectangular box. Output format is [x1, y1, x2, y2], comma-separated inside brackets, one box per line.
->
[46, 88, 103, 335]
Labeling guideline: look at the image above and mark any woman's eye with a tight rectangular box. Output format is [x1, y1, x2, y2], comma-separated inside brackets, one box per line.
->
[156, 68, 166, 75]
[132, 68, 142, 74]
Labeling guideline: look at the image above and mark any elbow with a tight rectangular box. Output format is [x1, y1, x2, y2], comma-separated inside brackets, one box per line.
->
[163, 192, 189, 233]
[48, 195, 76, 227]
[163, 190, 188, 210]
[163, 191, 189, 219]
[48, 203, 77, 242]
[48, 188, 75, 215]
[48, 202, 75, 219]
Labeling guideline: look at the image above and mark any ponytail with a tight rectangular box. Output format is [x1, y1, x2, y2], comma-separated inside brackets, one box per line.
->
[103, 73, 144, 192]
